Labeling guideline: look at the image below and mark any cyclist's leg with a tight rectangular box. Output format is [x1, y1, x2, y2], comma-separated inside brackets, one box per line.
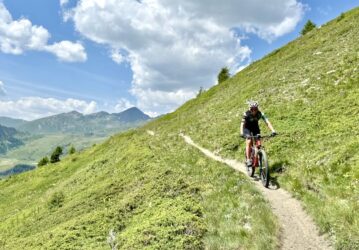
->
[246, 139, 252, 159]
[244, 128, 252, 164]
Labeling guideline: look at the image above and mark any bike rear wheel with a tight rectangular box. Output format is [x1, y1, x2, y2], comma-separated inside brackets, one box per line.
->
[259, 150, 270, 187]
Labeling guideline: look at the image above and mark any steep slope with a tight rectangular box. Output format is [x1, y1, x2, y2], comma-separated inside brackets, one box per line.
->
[181, 134, 332, 250]
[0, 8, 358, 250]
[159, 8, 358, 249]
[0, 129, 278, 249]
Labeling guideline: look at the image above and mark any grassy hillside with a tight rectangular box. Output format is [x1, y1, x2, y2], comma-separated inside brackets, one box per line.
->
[4, 134, 107, 162]
[0, 8, 358, 250]
[157, 8, 358, 249]
[0, 129, 278, 249]
[0, 133, 106, 173]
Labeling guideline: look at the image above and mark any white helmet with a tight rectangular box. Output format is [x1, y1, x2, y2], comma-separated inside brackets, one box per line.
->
[248, 101, 259, 109]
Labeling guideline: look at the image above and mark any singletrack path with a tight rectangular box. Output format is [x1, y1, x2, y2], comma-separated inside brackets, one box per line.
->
[180, 133, 333, 250]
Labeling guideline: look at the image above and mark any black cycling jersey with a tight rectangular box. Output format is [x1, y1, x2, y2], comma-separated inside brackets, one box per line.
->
[242, 110, 268, 135]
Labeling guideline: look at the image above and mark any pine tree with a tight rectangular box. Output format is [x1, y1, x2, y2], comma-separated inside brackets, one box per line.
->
[69, 145, 76, 155]
[50, 146, 63, 163]
[218, 67, 230, 84]
[38, 156, 49, 167]
[301, 20, 316, 35]
[197, 86, 205, 97]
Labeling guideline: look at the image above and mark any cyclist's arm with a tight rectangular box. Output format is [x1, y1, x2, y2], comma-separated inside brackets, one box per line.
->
[261, 113, 276, 133]
[240, 113, 246, 135]
[240, 121, 245, 135]
[266, 120, 276, 133]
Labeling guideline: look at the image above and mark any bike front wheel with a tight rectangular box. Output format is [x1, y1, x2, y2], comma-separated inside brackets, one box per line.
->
[259, 150, 270, 187]
[247, 164, 255, 177]
[244, 148, 255, 177]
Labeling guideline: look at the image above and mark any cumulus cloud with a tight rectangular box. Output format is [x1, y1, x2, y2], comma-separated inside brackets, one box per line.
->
[0, 2, 87, 62]
[163, 0, 305, 41]
[0, 80, 6, 96]
[45, 41, 87, 62]
[66, 0, 304, 114]
[0, 97, 97, 120]
[131, 88, 196, 115]
[60, 0, 69, 7]
[110, 49, 130, 65]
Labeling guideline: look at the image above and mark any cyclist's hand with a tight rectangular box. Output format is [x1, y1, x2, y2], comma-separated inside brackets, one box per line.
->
[271, 131, 278, 137]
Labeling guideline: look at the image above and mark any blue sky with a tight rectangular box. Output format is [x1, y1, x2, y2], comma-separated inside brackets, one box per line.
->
[0, 0, 357, 120]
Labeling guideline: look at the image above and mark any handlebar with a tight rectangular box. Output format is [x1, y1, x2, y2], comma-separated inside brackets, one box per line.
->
[241, 134, 278, 139]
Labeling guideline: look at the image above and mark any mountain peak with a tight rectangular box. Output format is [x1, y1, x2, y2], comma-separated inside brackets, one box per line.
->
[113, 107, 150, 122]
[67, 110, 83, 116]
[125, 106, 141, 112]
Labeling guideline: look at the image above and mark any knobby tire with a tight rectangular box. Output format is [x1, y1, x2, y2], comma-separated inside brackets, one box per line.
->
[245, 148, 255, 177]
[247, 164, 255, 177]
[259, 150, 270, 188]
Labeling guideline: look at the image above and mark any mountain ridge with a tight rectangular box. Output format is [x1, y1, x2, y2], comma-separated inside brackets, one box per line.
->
[14, 107, 151, 135]
[0, 117, 28, 128]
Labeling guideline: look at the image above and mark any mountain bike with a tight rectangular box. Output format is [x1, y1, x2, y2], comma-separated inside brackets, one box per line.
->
[243, 134, 276, 188]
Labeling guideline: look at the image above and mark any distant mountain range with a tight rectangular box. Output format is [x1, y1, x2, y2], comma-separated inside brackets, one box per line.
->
[0, 107, 151, 135]
[0, 107, 151, 165]
[0, 125, 24, 154]
[0, 116, 27, 128]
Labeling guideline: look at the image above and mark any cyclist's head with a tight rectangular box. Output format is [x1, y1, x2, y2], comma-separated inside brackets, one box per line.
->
[248, 101, 259, 113]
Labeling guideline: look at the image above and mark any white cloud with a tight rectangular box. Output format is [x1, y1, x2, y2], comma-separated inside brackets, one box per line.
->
[0, 2, 87, 62]
[60, 0, 69, 7]
[45, 41, 87, 62]
[162, 0, 305, 41]
[66, 0, 304, 114]
[0, 97, 97, 120]
[114, 98, 135, 112]
[110, 49, 128, 64]
[0, 80, 6, 96]
[131, 87, 195, 115]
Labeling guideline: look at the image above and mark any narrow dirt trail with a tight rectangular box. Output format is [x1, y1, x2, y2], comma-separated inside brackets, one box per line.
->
[180, 133, 333, 250]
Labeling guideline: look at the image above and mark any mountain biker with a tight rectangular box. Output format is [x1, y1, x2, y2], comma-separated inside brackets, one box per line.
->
[240, 101, 277, 167]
